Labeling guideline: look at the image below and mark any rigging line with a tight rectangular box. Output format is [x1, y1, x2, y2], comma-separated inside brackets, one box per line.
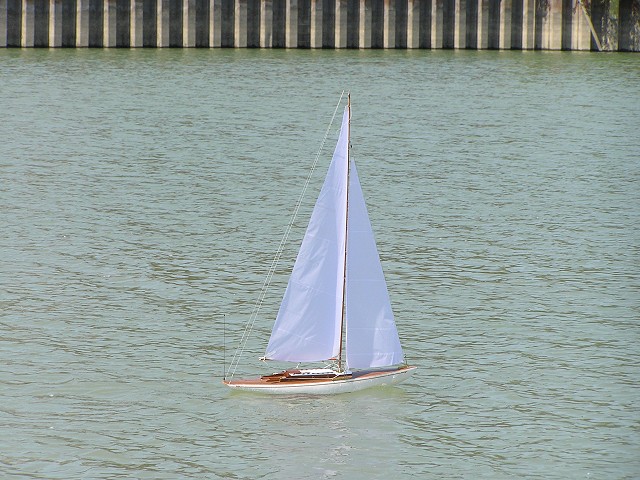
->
[227, 92, 346, 380]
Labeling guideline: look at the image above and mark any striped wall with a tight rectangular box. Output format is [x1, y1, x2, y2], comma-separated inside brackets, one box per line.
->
[0, 0, 638, 50]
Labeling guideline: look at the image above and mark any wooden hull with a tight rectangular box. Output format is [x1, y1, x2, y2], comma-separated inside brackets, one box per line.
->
[223, 366, 416, 395]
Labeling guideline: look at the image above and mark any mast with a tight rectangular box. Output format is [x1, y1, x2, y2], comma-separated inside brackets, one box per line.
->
[337, 94, 351, 372]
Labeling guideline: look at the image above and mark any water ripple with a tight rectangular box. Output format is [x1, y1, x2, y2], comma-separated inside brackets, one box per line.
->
[1, 49, 639, 479]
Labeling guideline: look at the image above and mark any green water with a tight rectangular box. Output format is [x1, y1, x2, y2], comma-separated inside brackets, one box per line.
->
[1, 49, 639, 479]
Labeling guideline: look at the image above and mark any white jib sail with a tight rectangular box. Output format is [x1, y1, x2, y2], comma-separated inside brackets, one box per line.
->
[345, 160, 404, 369]
[265, 108, 350, 363]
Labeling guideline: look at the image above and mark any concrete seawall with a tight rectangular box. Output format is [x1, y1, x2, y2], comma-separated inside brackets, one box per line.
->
[1, 0, 638, 50]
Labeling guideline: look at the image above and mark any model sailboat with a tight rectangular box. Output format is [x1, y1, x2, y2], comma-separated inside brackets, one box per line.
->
[224, 96, 416, 394]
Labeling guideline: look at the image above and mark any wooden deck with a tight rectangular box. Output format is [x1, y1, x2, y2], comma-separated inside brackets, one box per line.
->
[224, 365, 414, 388]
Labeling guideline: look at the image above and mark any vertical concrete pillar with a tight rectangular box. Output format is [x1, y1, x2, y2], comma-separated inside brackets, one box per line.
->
[371, 0, 382, 46]
[321, 0, 334, 46]
[143, 0, 157, 46]
[431, 0, 442, 47]
[33, 0, 49, 46]
[454, 0, 465, 48]
[476, 0, 488, 47]
[49, 0, 62, 45]
[561, 0, 570, 48]
[156, 0, 162, 43]
[75, 0, 87, 45]
[115, 0, 129, 46]
[235, 0, 247, 46]
[510, 0, 521, 47]
[394, 0, 406, 47]
[521, 0, 533, 47]
[261, 0, 272, 46]
[103, 0, 112, 44]
[272, 0, 284, 46]
[7, 0, 21, 46]
[60, 0, 73, 45]
[358, 0, 370, 47]
[540, 0, 561, 48]
[500, 0, 511, 48]
[22, 0, 35, 46]
[406, 0, 418, 46]
[442, 0, 453, 47]
[486, 0, 498, 48]
[334, 0, 345, 46]
[310, 0, 320, 46]
[455, 0, 463, 48]
[345, 0, 357, 46]
[168, 0, 182, 46]
[194, 0, 206, 45]
[534, 0, 543, 47]
[430, 0, 435, 47]
[246, 0, 259, 46]
[103, 0, 115, 46]
[603, 5, 617, 50]
[61, 0, 76, 45]
[130, 0, 142, 45]
[422, 0, 430, 49]
[416, 0, 427, 47]
[0, 0, 6, 47]
[571, 0, 589, 49]
[286, 0, 296, 46]
[550, 0, 561, 48]
[157, 0, 169, 45]
[590, 0, 604, 50]
[383, 0, 393, 47]
[91, 0, 102, 43]
[539, 0, 550, 48]
[406, 0, 417, 47]
[209, 0, 220, 46]
[183, 0, 194, 45]
[464, 0, 475, 47]
[618, 0, 635, 51]
[220, 0, 232, 46]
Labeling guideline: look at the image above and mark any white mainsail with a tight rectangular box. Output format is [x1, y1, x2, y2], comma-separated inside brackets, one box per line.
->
[265, 109, 349, 362]
[345, 160, 404, 369]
